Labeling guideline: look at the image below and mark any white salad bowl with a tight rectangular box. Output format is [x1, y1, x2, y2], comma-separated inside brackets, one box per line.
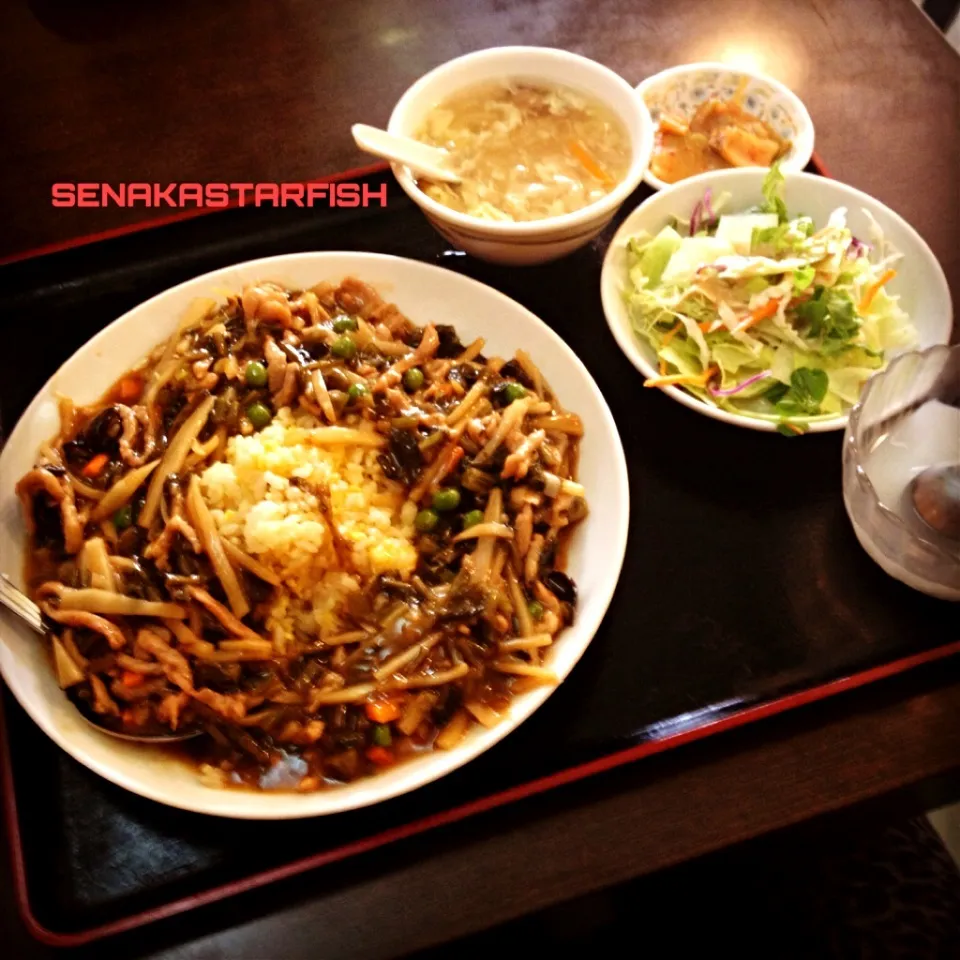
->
[600, 168, 953, 433]
[0, 252, 629, 819]
[637, 61, 815, 192]
[388, 46, 654, 266]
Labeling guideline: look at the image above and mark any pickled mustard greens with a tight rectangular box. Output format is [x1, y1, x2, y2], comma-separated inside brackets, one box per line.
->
[650, 93, 790, 184]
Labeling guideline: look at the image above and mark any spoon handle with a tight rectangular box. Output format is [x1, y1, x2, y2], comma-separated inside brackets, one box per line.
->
[351, 124, 460, 184]
[0, 574, 44, 634]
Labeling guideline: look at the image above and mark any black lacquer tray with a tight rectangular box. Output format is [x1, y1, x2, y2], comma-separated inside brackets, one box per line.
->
[3, 163, 958, 945]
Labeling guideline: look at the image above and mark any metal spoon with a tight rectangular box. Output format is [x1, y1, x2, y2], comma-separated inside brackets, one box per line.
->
[0, 574, 200, 743]
[351, 124, 461, 183]
[910, 464, 960, 541]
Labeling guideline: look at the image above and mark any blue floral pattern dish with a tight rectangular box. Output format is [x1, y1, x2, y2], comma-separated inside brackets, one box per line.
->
[636, 63, 815, 190]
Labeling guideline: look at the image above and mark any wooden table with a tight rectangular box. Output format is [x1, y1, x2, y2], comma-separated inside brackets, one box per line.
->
[1, 0, 959, 956]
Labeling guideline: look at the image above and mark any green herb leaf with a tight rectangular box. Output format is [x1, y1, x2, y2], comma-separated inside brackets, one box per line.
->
[795, 285, 860, 346]
[764, 380, 790, 405]
[775, 367, 829, 417]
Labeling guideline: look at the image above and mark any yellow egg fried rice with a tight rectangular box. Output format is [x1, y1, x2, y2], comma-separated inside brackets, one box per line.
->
[199, 408, 419, 652]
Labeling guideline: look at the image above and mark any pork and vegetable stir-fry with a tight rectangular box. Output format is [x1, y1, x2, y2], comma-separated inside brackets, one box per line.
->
[17, 277, 587, 790]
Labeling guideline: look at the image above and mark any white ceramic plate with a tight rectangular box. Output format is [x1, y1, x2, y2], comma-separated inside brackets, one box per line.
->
[600, 169, 953, 433]
[636, 61, 814, 192]
[0, 252, 629, 819]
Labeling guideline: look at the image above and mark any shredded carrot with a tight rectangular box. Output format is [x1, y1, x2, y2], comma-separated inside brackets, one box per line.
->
[858, 269, 897, 313]
[662, 321, 683, 347]
[658, 358, 668, 375]
[782, 422, 805, 436]
[568, 139, 614, 186]
[658, 113, 689, 136]
[730, 75, 750, 107]
[117, 375, 143, 404]
[432, 445, 465, 491]
[82, 453, 109, 478]
[121, 670, 145, 688]
[366, 698, 403, 724]
[366, 746, 395, 766]
[644, 364, 719, 390]
[740, 298, 781, 331]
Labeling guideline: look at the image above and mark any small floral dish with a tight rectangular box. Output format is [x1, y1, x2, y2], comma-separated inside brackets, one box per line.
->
[636, 62, 814, 191]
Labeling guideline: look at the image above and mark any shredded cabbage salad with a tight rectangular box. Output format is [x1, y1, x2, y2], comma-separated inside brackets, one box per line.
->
[624, 165, 918, 433]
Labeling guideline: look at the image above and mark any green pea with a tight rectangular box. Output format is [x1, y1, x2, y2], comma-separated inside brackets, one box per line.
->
[528, 600, 544, 621]
[331, 335, 357, 360]
[332, 315, 358, 333]
[246, 401, 273, 430]
[432, 487, 461, 512]
[112, 505, 133, 530]
[244, 360, 268, 388]
[462, 509, 484, 529]
[403, 367, 425, 392]
[371, 724, 392, 747]
[348, 383, 368, 403]
[415, 508, 439, 533]
[504, 382, 527, 403]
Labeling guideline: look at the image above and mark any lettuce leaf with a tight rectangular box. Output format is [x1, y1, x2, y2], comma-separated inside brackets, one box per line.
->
[634, 226, 683, 288]
[758, 163, 788, 223]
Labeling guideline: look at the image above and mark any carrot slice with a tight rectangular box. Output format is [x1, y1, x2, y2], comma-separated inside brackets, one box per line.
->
[82, 453, 109, 478]
[121, 670, 145, 688]
[569, 139, 614, 186]
[729, 75, 750, 107]
[661, 321, 683, 347]
[740, 298, 781, 330]
[366, 746, 395, 766]
[858, 269, 897, 313]
[117, 375, 143, 404]
[658, 113, 689, 136]
[644, 364, 719, 389]
[366, 698, 403, 724]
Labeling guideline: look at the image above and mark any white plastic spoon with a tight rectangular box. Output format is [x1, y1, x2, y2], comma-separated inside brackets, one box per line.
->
[351, 124, 460, 183]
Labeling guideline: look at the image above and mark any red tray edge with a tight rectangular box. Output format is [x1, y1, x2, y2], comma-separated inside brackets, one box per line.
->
[3, 148, 865, 948]
[6, 635, 960, 947]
